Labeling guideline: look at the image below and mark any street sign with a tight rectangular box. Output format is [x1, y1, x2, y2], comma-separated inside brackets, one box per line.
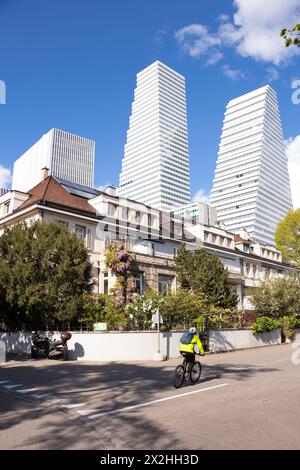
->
[93, 322, 107, 331]
[0, 340, 6, 363]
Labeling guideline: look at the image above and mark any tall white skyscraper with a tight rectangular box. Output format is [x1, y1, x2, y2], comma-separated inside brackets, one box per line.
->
[118, 61, 191, 210]
[210, 85, 292, 246]
[12, 128, 95, 192]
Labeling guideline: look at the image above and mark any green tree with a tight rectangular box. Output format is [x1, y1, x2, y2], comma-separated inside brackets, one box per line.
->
[275, 209, 300, 268]
[79, 293, 108, 325]
[175, 245, 238, 309]
[250, 277, 300, 318]
[0, 221, 93, 328]
[280, 24, 300, 47]
[160, 290, 206, 330]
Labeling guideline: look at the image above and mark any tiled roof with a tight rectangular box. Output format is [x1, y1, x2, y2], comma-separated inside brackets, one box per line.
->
[234, 234, 254, 245]
[15, 176, 97, 215]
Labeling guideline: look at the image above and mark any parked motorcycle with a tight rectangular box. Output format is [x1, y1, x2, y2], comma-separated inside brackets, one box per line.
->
[31, 331, 72, 361]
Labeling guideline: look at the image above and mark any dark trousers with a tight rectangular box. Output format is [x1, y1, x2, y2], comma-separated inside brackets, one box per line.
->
[180, 351, 195, 372]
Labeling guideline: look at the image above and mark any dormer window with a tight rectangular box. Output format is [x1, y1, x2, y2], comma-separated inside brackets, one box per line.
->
[135, 211, 141, 224]
[4, 201, 10, 214]
[108, 203, 117, 217]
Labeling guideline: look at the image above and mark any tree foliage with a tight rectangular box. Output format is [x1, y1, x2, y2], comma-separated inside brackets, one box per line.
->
[250, 277, 300, 318]
[280, 24, 300, 47]
[275, 209, 300, 268]
[0, 221, 93, 328]
[174, 245, 238, 309]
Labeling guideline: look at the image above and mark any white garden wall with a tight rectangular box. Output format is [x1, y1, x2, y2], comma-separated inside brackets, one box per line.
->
[209, 328, 282, 353]
[0, 330, 184, 361]
[0, 327, 284, 361]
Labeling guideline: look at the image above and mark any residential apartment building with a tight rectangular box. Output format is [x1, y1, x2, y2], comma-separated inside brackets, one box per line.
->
[1, 175, 297, 311]
[12, 128, 95, 192]
[210, 85, 293, 246]
[118, 61, 191, 210]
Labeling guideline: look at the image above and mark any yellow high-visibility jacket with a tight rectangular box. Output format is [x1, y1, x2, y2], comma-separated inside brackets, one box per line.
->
[179, 334, 205, 355]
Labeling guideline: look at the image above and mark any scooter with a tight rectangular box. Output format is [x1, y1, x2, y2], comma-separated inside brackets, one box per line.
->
[31, 331, 72, 361]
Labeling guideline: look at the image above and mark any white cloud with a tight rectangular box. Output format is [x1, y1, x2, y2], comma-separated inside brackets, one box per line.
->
[205, 51, 224, 66]
[0, 165, 12, 188]
[175, 23, 222, 60]
[286, 136, 300, 209]
[175, 0, 300, 66]
[227, 0, 300, 65]
[266, 66, 280, 82]
[222, 64, 246, 80]
[192, 188, 210, 204]
[154, 29, 167, 44]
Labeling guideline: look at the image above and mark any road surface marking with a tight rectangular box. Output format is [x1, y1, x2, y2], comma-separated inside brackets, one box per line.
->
[46, 398, 62, 404]
[76, 409, 99, 416]
[3, 384, 23, 389]
[0, 381, 10, 384]
[16, 388, 38, 394]
[61, 403, 87, 409]
[33, 393, 51, 398]
[88, 383, 229, 419]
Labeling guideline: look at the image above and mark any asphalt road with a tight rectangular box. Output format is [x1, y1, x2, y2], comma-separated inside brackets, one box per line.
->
[0, 343, 300, 450]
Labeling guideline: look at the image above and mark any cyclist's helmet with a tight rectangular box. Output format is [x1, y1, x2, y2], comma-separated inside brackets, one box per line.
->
[189, 327, 197, 334]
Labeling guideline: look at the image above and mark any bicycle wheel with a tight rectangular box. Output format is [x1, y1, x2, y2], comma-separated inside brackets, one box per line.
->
[190, 361, 202, 384]
[173, 365, 185, 389]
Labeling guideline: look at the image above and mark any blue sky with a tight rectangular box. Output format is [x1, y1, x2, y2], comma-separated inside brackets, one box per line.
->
[0, 0, 300, 205]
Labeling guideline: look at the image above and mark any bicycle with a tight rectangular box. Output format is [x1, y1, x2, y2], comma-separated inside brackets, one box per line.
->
[173, 353, 202, 389]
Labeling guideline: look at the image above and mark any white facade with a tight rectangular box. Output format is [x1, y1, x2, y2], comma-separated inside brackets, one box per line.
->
[118, 61, 191, 210]
[12, 128, 95, 192]
[210, 85, 293, 246]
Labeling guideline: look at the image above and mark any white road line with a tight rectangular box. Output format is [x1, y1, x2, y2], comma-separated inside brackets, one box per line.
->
[46, 398, 62, 404]
[33, 393, 51, 398]
[3, 384, 23, 389]
[16, 388, 38, 394]
[76, 409, 99, 416]
[61, 403, 87, 409]
[88, 383, 229, 419]
[0, 381, 10, 384]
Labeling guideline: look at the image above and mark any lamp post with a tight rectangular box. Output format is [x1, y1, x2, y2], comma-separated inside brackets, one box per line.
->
[152, 309, 166, 361]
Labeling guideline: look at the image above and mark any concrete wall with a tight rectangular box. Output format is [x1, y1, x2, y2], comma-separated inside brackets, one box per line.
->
[0, 330, 184, 361]
[294, 329, 300, 342]
[0, 327, 284, 360]
[209, 328, 282, 353]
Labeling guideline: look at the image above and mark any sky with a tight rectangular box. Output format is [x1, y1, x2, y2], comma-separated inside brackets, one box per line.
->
[0, 0, 300, 207]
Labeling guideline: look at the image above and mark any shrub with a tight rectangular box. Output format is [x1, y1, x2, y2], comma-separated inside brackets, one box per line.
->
[281, 315, 300, 341]
[252, 316, 281, 336]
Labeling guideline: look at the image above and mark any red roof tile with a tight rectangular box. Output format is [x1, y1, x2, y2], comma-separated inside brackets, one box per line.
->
[15, 177, 97, 215]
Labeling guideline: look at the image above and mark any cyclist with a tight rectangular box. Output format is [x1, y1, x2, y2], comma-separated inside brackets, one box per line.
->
[179, 327, 205, 372]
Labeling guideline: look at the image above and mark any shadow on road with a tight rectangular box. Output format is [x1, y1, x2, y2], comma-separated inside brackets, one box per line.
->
[0, 357, 279, 450]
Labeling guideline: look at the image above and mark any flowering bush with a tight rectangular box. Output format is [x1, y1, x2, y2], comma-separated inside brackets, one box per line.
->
[105, 241, 135, 307]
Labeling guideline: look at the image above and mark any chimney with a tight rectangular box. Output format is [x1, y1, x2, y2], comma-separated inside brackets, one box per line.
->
[41, 167, 49, 180]
[106, 185, 116, 197]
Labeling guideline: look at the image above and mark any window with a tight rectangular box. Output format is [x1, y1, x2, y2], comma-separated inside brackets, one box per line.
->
[75, 225, 86, 242]
[103, 272, 109, 295]
[158, 275, 173, 294]
[253, 265, 257, 278]
[148, 214, 156, 227]
[108, 203, 116, 217]
[133, 273, 143, 294]
[4, 201, 10, 214]
[58, 220, 69, 228]
[122, 207, 129, 220]
[135, 211, 141, 224]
